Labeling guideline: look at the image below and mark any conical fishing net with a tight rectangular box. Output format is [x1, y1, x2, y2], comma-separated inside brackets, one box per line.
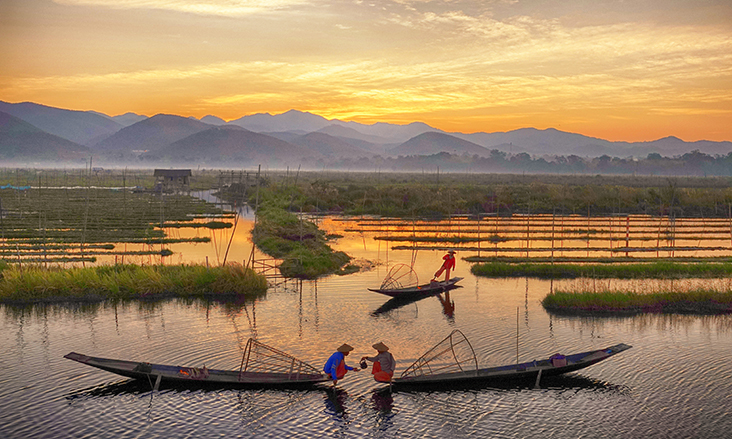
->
[240, 338, 321, 378]
[400, 330, 478, 378]
[380, 263, 419, 290]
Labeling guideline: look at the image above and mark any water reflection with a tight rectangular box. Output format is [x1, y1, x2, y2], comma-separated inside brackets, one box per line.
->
[66, 380, 151, 400]
[371, 293, 438, 315]
[2, 297, 259, 324]
[324, 387, 349, 416]
[393, 373, 629, 395]
[437, 291, 455, 320]
[549, 312, 732, 334]
[371, 291, 457, 319]
[370, 388, 396, 433]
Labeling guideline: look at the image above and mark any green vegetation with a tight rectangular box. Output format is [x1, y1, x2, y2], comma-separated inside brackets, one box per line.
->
[542, 289, 732, 314]
[0, 263, 267, 303]
[471, 261, 732, 279]
[251, 203, 351, 279]
[239, 171, 732, 218]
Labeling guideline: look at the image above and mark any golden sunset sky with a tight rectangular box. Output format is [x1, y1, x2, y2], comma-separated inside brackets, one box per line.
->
[1, 0, 731, 141]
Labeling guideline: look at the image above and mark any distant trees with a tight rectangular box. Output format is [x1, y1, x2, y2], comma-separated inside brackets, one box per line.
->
[325, 149, 732, 177]
[245, 171, 732, 219]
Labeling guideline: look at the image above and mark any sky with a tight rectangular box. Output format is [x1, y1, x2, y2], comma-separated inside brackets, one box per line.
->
[1, 0, 731, 142]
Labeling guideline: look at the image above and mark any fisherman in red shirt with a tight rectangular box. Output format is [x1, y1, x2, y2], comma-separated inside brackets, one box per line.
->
[432, 249, 456, 282]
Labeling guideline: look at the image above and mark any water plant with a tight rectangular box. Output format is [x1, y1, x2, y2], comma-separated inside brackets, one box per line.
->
[0, 263, 267, 303]
[541, 286, 732, 314]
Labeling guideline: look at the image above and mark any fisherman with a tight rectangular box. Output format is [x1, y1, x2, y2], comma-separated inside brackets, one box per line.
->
[432, 249, 456, 282]
[323, 343, 359, 385]
[360, 342, 396, 383]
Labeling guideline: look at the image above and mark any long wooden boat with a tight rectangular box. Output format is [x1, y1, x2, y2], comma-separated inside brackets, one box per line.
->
[369, 277, 463, 298]
[392, 330, 631, 389]
[64, 338, 329, 389]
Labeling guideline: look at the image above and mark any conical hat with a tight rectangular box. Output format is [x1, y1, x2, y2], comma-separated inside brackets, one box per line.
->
[337, 343, 354, 353]
[372, 342, 389, 352]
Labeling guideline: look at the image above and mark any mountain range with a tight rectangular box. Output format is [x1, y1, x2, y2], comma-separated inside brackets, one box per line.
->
[0, 100, 730, 168]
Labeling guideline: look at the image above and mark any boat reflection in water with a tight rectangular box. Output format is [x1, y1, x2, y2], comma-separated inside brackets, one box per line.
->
[372, 290, 457, 317]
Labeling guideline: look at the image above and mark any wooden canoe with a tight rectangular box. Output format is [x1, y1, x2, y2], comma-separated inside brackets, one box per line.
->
[64, 339, 329, 389]
[368, 277, 463, 298]
[393, 342, 632, 389]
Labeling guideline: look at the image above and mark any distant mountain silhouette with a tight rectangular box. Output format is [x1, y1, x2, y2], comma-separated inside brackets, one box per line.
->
[228, 111, 433, 143]
[290, 132, 373, 158]
[390, 131, 492, 157]
[111, 112, 148, 127]
[264, 131, 310, 144]
[454, 127, 615, 156]
[94, 114, 213, 155]
[89, 111, 147, 128]
[0, 100, 122, 146]
[200, 115, 227, 126]
[148, 125, 320, 165]
[228, 109, 332, 133]
[2, 102, 731, 167]
[0, 111, 90, 162]
[338, 120, 435, 143]
[316, 124, 391, 144]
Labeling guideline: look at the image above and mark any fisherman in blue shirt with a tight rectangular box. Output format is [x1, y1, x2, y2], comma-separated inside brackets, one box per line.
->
[323, 343, 359, 385]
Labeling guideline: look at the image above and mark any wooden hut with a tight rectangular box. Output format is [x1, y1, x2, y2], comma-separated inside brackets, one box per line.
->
[153, 169, 191, 193]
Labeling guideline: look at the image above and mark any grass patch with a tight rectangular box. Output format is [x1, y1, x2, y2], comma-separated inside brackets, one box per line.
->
[542, 289, 732, 315]
[163, 221, 231, 229]
[0, 263, 267, 303]
[471, 261, 732, 279]
[251, 203, 351, 279]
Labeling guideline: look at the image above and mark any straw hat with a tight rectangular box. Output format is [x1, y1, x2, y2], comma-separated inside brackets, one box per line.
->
[447, 249, 456, 254]
[337, 343, 354, 353]
[372, 342, 389, 352]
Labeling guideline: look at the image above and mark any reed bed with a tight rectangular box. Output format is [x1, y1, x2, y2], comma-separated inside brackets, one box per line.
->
[0, 263, 267, 303]
[543, 278, 732, 314]
[471, 261, 732, 279]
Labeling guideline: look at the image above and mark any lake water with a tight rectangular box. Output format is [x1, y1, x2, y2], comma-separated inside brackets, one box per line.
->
[2, 212, 732, 438]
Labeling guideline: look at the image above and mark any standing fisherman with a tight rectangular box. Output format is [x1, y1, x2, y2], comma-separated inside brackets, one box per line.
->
[432, 249, 456, 282]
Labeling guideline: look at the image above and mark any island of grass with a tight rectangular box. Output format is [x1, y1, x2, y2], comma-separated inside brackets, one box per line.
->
[0, 263, 267, 304]
[251, 203, 353, 279]
[542, 289, 732, 315]
[471, 261, 732, 279]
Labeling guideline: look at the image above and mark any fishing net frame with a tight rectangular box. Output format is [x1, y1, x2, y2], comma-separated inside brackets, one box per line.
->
[239, 338, 321, 380]
[399, 329, 478, 378]
[380, 263, 419, 290]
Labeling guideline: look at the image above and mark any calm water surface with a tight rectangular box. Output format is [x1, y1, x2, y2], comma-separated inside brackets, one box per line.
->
[2, 214, 732, 438]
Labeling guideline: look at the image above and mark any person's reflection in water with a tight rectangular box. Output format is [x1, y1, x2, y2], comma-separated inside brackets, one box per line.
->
[324, 387, 351, 436]
[438, 291, 455, 319]
[371, 388, 395, 433]
[324, 387, 349, 415]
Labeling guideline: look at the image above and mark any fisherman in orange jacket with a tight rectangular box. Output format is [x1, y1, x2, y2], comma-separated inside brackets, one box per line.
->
[360, 342, 395, 383]
[432, 249, 456, 282]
